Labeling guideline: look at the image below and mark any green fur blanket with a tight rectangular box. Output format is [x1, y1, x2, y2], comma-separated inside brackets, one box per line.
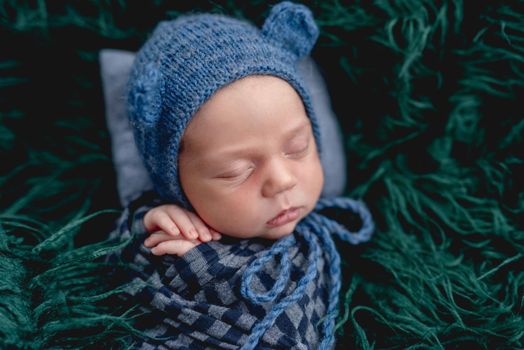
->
[1, 1, 522, 349]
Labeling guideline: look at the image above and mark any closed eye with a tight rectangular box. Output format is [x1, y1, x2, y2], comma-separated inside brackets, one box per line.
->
[216, 166, 254, 181]
[285, 141, 310, 159]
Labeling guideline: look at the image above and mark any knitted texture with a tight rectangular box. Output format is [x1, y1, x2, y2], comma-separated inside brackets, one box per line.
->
[108, 193, 374, 349]
[127, 1, 321, 207]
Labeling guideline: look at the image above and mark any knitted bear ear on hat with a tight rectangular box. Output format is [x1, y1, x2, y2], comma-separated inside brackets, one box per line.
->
[262, 1, 319, 60]
[126, 60, 164, 195]
[127, 62, 164, 128]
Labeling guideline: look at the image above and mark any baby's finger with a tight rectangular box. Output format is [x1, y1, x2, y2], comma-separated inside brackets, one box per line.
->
[187, 211, 212, 242]
[151, 239, 200, 256]
[165, 206, 199, 240]
[144, 231, 175, 247]
[144, 209, 180, 237]
[209, 228, 222, 241]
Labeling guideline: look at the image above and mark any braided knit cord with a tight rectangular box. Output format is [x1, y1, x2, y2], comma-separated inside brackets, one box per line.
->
[240, 197, 375, 349]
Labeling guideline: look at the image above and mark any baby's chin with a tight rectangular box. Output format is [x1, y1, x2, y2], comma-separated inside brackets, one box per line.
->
[218, 221, 297, 241]
[248, 220, 300, 241]
[259, 222, 298, 240]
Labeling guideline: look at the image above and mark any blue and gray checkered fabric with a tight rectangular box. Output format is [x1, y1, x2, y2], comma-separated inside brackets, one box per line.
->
[108, 193, 374, 349]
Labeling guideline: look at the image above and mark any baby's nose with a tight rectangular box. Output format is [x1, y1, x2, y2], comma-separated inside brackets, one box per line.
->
[261, 159, 297, 198]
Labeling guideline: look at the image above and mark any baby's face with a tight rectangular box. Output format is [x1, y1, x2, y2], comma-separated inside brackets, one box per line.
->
[179, 76, 324, 240]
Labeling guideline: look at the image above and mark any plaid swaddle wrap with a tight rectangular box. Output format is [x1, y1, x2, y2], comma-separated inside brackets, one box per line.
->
[108, 193, 374, 349]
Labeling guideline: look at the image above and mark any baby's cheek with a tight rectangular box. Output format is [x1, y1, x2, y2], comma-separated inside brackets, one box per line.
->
[198, 192, 254, 234]
[306, 156, 324, 199]
[316, 163, 325, 197]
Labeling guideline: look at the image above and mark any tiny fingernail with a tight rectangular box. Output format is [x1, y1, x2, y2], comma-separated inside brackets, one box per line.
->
[189, 229, 198, 239]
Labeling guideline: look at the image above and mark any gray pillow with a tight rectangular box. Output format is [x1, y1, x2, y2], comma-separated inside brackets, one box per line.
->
[99, 49, 346, 208]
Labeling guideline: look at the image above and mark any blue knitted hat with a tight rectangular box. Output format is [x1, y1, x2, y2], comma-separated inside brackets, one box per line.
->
[127, 1, 320, 207]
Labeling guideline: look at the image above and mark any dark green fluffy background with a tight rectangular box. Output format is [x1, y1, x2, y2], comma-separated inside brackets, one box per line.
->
[1, 1, 523, 349]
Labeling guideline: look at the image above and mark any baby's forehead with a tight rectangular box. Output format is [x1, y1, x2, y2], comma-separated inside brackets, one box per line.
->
[179, 75, 310, 150]
[189, 75, 306, 122]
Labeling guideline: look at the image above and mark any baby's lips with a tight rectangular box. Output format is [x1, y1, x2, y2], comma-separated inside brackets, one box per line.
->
[267, 206, 302, 227]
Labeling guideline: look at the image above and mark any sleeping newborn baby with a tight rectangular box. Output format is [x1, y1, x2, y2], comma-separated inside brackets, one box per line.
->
[108, 2, 374, 349]
[143, 73, 324, 253]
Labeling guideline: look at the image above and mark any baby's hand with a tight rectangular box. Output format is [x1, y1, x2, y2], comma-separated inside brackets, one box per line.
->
[143, 204, 221, 256]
